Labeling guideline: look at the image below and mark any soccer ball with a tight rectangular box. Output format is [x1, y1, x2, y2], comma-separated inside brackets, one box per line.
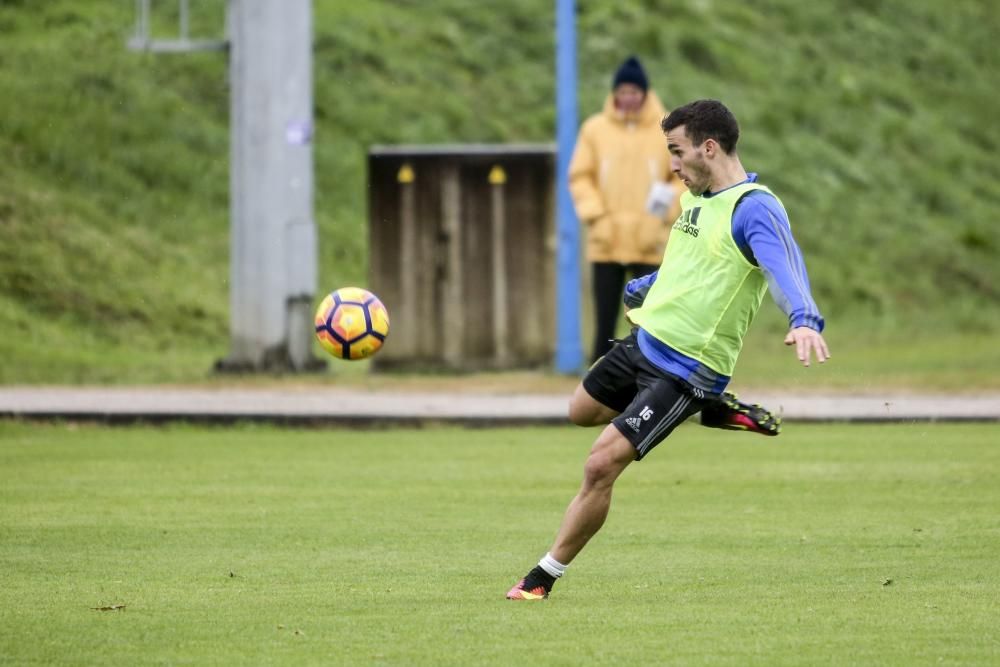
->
[314, 287, 390, 360]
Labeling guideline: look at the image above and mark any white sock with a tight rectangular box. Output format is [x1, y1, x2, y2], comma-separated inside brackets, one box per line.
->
[538, 552, 567, 579]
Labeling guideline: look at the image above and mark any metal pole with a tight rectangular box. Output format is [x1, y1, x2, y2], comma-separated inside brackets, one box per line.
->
[137, 0, 149, 43]
[180, 0, 189, 42]
[555, 0, 583, 373]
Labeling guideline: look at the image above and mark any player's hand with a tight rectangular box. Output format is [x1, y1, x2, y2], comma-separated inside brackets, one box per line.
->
[784, 326, 830, 367]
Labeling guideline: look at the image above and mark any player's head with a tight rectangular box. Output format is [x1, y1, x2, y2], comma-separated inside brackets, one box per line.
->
[612, 56, 648, 113]
[661, 100, 740, 195]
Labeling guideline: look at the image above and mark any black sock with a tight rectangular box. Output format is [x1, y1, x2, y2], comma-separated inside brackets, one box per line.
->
[522, 565, 557, 592]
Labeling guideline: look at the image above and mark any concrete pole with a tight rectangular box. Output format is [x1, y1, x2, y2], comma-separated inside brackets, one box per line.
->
[222, 0, 318, 371]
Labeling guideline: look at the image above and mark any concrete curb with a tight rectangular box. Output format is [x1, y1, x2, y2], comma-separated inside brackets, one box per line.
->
[1, 387, 999, 426]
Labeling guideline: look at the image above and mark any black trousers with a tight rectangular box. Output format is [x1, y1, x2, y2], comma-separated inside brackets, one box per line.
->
[591, 262, 659, 363]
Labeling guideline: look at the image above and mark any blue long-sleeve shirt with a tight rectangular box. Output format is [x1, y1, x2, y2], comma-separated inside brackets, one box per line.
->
[624, 173, 824, 393]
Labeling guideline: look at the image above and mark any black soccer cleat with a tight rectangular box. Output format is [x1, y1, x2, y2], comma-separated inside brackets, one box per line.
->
[700, 392, 781, 436]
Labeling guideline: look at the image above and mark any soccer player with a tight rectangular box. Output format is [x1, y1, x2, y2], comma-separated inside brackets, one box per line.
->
[507, 99, 829, 600]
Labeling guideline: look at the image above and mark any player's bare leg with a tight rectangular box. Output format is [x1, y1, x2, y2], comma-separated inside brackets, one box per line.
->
[507, 424, 635, 600]
[550, 424, 636, 563]
[567, 383, 619, 427]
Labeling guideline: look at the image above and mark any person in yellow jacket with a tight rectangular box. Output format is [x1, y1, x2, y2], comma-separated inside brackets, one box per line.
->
[569, 55, 686, 362]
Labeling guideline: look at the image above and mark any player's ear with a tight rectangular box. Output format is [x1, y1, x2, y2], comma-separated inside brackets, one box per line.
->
[702, 138, 717, 158]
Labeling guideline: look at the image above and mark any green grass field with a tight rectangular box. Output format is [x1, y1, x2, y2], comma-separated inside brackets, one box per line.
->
[2, 421, 997, 665]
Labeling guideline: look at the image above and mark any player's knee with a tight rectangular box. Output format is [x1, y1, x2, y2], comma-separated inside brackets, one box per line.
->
[583, 430, 634, 486]
[582, 451, 617, 486]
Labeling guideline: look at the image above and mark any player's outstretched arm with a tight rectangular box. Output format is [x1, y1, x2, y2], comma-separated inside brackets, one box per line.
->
[784, 326, 830, 367]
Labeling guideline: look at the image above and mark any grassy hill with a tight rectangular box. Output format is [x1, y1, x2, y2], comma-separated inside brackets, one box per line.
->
[1, 0, 998, 384]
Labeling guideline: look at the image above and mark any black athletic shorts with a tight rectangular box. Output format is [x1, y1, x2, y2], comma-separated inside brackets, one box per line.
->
[582, 331, 714, 460]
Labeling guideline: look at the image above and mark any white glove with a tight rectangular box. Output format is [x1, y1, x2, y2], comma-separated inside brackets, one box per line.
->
[645, 181, 675, 220]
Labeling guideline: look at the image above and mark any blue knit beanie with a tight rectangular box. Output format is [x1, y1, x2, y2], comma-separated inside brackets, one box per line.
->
[612, 56, 649, 92]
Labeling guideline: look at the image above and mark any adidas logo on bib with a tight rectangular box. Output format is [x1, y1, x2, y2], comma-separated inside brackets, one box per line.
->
[625, 416, 643, 432]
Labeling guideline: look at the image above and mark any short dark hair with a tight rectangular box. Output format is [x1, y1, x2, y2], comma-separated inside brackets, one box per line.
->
[660, 99, 740, 154]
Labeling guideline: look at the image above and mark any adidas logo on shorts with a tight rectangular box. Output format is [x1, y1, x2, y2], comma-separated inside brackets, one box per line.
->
[625, 416, 643, 432]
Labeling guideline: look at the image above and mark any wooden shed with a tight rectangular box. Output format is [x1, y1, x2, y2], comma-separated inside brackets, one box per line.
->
[367, 144, 557, 371]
